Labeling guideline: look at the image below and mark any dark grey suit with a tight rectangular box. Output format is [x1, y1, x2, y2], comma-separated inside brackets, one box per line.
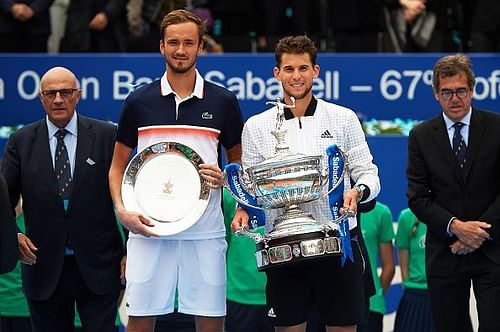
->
[407, 108, 500, 332]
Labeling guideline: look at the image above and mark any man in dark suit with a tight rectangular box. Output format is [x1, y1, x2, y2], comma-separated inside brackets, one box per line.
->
[0, 173, 17, 275]
[1, 66, 125, 332]
[407, 54, 500, 332]
[0, 0, 53, 52]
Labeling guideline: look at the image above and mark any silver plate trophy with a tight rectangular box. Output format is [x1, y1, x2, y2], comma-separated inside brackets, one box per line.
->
[122, 142, 210, 236]
[224, 98, 354, 271]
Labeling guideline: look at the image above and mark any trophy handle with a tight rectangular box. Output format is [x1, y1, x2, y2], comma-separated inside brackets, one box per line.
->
[324, 207, 356, 232]
[235, 227, 265, 243]
[223, 168, 265, 211]
[319, 148, 349, 200]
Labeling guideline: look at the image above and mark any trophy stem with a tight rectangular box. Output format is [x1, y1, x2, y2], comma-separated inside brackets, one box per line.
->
[273, 204, 318, 234]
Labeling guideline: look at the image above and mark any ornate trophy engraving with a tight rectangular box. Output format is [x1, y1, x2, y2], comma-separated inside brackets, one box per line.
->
[122, 142, 210, 236]
[224, 98, 354, 271]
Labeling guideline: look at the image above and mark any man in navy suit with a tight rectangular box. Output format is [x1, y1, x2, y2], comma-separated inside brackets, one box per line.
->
[1, 67, 125, 332]
[407, 54, 500, 332]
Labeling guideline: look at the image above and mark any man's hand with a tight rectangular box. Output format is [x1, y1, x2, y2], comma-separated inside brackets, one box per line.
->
[450, 219, 491, 250]
[11, 3, 33, 21]
[120, 256, 127, 285]
[89, 12, 108, 30]
[199, 164, 224, 189]
[231, 207, 249, 232]
[449, 239, 476, 255]
[343, 188, 360, 215]
[116, 209, 159, 237]
[18, 233, 37, 265]
[400, 0, 426, 23]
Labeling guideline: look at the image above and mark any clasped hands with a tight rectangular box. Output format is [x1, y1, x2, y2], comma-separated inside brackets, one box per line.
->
[449, 219, 491, 255]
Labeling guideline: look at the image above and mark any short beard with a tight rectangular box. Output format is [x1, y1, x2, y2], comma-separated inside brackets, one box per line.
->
[282, 84, 312, 101]
[167, 60, 195, 74]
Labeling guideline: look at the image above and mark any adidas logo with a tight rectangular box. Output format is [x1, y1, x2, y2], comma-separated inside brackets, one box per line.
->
[201, 111, 213, 120]
[321, 130, 333, 138]
[268, 308, 276, 318]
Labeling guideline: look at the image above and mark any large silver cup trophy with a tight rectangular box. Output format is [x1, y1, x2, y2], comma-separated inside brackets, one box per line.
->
[224, 98, 354, 271]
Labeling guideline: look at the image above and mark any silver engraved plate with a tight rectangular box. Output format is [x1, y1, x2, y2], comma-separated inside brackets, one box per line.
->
[324, 237, 341, 253]
[122, 142, 210, 235]
[300, 239, 326, 257]
[268, 245, 293, 264]
[255, 250, 270, 268]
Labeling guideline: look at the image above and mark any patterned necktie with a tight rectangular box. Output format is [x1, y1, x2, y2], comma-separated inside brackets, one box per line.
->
[452, 122, 467, 169]
[54, 129, 72, 199]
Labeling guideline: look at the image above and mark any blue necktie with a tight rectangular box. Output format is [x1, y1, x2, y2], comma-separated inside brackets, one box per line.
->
[54, 129, 72, 200]
[452, 122, 467, 169]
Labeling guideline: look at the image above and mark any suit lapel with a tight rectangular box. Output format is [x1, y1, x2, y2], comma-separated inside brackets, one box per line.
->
[431, 116, 463, 183]
[33, 121, 63, 205]
[463, 109, 484, 182]
[70, 116, 94, 204]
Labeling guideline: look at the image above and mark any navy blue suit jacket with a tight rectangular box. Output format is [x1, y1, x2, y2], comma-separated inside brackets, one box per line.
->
[1, 115, 124, 300]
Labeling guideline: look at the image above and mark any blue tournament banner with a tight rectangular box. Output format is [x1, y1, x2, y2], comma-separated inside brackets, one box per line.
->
[0, 53, 499, 126]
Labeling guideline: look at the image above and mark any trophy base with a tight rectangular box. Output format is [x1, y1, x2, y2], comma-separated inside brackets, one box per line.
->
[254, 229, 342, 271]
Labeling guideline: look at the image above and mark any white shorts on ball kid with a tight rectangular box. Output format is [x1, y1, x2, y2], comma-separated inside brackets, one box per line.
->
[124, 236, 227, 317]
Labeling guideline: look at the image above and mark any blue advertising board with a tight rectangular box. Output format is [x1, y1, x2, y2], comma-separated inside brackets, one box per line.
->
[1, 53, 499, 126]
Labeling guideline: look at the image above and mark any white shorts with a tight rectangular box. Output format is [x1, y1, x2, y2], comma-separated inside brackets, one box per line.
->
[124, 237, 227, 317]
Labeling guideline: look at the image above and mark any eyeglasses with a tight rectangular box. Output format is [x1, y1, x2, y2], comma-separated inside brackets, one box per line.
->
[439, 88, 468, 100]
[41, 88, 79, 100]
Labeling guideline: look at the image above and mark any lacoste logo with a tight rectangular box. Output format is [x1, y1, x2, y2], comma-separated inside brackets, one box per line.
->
[321, 130, 333, 138]
[201, 112, 213, 120]
[268, 308, 276, 318]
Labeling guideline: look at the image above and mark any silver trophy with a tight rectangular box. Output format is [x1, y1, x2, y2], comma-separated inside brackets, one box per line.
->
[224, 98, 354, 270]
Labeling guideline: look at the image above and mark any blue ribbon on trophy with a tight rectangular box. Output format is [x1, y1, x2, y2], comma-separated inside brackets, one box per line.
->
[326, 144, 354, 265]
[224, 163, 266, 228]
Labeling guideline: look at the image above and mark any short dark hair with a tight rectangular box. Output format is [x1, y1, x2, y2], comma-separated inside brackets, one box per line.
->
[432, 54, 476, 92]
[275, 35, 317, 68]
[159, 9, 206, 43]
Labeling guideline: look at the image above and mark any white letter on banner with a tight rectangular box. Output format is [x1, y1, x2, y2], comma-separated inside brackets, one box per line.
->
[113, 71, 134, 99]
[204, 70, 226, 88]
[488, 70, 500, 99]
[474, 76, 488, 100]
[402, 70, 423, 100]
[265, 78, 281, 100]
[81, 77, 99, 100]
[380, 70, 402, 101]
[17, 70, 40, 100]
[313, 78, 325, 98]
[332, 70, 340, 100]
[245, 71, 265, 100]
[324, 71, 332, 99]
[227, 76, 244, 99]
[0, 77, 4, 99]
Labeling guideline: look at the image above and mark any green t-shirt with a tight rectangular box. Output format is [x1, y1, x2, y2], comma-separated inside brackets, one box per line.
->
[224, 190, 267, 305]
[0, 214, 29, 317]
[360, 202, 395, 314]
[395, 208, 428, 290]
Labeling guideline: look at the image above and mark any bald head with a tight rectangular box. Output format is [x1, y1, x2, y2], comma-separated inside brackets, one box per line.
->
[40, 67, 79, 91]
[39, 66, 81, 128]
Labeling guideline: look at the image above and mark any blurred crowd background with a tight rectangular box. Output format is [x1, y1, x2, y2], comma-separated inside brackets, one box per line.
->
[1, 0, 500, 54]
